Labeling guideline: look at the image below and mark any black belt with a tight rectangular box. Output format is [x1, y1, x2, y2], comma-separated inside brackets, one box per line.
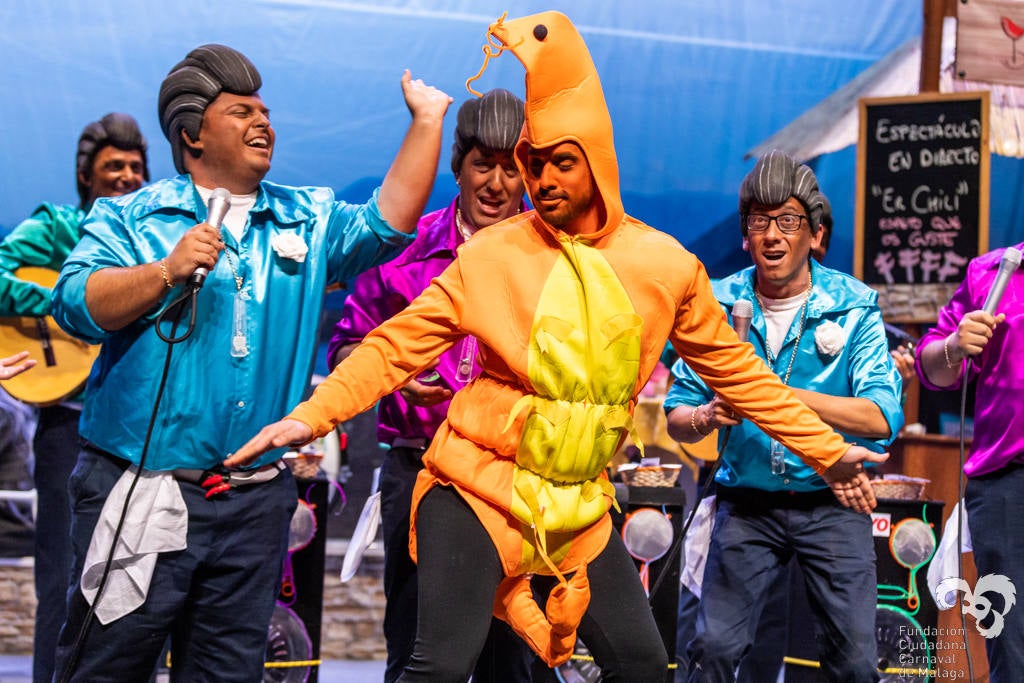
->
[391, 437, 429, 450]
[716, 485, 836, 510]
[85, 442, 286, 499]
[172, 462, 284, 489]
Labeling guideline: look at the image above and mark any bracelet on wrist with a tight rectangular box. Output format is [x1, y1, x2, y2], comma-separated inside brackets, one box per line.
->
[691, 405, 711, 437]
[159, 259, 174, 289]
[943, 336, 959, 370]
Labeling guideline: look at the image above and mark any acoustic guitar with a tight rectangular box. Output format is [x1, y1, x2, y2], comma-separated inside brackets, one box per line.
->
[0, 267, 99, 406]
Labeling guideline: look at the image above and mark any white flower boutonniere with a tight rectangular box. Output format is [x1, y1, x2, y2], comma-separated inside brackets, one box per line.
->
[271, 233, 308, 262]
[814, 320, 846, 357]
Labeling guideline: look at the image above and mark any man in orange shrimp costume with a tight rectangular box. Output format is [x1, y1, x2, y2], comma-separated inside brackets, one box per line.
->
[230, 11, 887, 681]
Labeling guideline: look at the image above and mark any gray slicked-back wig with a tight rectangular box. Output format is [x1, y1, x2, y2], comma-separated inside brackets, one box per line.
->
[817, 193, 833, 252]
[158, 44, 262, 173]
[451, 88, 525, 174]
[76, 112, 149, 208]
[738, 149, 823, 237]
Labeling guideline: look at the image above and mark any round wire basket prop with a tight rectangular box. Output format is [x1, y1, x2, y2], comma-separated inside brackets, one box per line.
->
[617, 463, 682, 487]
[869, 474, 929, 501]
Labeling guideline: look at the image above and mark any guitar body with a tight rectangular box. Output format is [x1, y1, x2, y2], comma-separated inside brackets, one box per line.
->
[0, 267, 99, 406]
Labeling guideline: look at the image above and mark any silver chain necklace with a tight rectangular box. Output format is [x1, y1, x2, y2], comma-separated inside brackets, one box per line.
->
[753, 270, 813, 474]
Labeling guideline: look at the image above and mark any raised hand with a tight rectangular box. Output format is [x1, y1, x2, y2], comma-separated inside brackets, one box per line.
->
[400, 70, 453, 123]
[948, 309, 1006, 362]
[890, 345, 916, 383]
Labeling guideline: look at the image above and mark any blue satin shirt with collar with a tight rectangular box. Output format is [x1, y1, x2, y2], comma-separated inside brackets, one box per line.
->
[51, 174, 414, 471]
[665, 258, 904, 492]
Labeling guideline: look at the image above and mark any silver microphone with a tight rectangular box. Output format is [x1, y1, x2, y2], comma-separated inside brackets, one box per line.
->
[982, 246, 1022, 316]
[732, 299, 753, 343]
[188, 187, 232, 289]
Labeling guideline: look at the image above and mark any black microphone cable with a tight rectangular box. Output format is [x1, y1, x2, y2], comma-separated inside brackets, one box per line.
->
[155, 281, 203, 344]
[951, 247, 1021, 679]
[955, 356, 975, 682]
[647, 424, 733, 604]
[57, 281, 204, 683]
[649, 301, 749, 602]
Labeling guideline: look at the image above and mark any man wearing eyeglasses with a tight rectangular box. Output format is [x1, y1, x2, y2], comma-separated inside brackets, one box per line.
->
[665, 150, 903, 682]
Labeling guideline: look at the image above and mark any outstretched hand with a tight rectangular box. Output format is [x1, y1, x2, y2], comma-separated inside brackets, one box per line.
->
[224, 418, 313, 468]
[821, 445, 890, 513]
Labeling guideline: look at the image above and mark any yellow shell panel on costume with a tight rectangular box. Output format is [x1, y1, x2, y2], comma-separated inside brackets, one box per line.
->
[509, 239, 641, 536]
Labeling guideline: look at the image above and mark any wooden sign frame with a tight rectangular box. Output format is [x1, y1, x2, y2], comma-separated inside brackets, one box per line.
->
[855, 91, 990, 322]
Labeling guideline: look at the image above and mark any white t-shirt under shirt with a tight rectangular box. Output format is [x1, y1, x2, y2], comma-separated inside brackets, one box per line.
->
[757, 290, 809, 360]
[195, 185, 257, 243]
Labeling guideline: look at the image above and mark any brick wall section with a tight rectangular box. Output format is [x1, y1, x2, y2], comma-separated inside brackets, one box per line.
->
[0, 563, 36, 654]
[0, 556, 389, 660]
[321, 554, 388, 660]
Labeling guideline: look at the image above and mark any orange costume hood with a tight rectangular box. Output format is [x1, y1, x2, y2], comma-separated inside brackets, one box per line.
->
[475, 11, 624, 239]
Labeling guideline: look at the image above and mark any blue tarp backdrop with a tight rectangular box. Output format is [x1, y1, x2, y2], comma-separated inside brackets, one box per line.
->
[5, 0, 1016, 282]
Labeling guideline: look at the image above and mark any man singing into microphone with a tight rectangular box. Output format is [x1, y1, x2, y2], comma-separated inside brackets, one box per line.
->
[50, 44, 451, 682]
[665, 150, 903, 682]
[916, 242, 1024, 683]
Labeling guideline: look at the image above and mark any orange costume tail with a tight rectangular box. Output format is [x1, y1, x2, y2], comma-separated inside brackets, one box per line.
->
[493, 564, 591, 667]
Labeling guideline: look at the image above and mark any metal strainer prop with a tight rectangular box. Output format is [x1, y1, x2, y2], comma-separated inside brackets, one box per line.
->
[879, 517, 937, 612]
[621, 507, 674, 595]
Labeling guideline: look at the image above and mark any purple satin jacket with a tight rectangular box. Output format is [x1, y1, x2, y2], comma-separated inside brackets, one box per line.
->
[328, 197, 525, 445]
[916, 242, 1024, 476]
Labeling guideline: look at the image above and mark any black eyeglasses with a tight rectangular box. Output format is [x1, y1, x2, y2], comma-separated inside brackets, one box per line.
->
[745, 213, 806, 234]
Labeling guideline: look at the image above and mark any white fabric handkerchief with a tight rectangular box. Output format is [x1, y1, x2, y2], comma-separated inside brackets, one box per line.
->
[927, 500, 972, 611]
[681, 495, 716, 599]
[81, 468, 188, 624]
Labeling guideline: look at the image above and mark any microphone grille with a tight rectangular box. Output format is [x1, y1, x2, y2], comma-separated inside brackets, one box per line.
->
[1005, 246, 1022, 267]
[211, 187, 232, 201]
[732, 299, 753, 319]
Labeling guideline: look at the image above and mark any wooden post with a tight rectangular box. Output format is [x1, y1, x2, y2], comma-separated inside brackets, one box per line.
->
[920, 0, 961, 92]
[920, 0, 944, 92]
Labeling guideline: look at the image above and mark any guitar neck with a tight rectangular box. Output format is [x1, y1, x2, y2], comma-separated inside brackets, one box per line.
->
[34, 317, 57, 366]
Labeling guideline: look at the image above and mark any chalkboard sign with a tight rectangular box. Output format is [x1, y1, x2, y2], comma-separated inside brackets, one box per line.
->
[855, 92, 990, 322]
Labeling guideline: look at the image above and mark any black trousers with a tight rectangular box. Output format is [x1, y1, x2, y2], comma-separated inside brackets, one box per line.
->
[398, 485, 668, 682]
[380, 447, 532, 682]
[32, 404, 81, 683]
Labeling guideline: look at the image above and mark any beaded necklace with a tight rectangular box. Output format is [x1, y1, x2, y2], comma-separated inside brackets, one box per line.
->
[754, 271, 812, 385]
[223, 249, 244, 291]
[455, 207, 474, 242]
[753, 270, 812, 475]
[223, 247, 249, 358]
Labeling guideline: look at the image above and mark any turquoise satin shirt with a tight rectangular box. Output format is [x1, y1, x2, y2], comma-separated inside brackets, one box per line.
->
[0, 202, 84, 317]
[51, 175, 414, 471]
[665, 259, 904, 492]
